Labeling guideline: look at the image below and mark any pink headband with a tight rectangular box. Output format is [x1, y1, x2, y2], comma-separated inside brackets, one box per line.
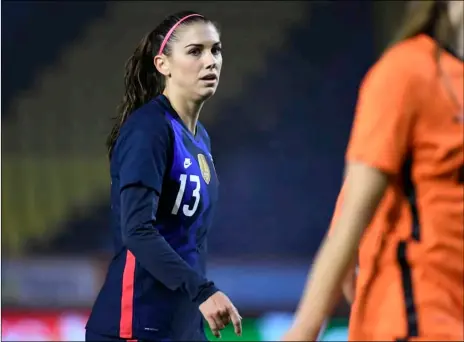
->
[157, 14, 203, 55]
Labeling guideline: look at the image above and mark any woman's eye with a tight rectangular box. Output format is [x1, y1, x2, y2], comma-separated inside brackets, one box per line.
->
[189, 48, 201, 56]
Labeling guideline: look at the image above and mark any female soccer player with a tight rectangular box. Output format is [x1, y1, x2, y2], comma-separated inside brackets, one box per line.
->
[284, 1, 463, 341]
[85, 11, 242, 342]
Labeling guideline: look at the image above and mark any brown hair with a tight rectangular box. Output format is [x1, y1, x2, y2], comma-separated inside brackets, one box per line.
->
[106, 11, 214, 158]
[390, 0, 454, 53]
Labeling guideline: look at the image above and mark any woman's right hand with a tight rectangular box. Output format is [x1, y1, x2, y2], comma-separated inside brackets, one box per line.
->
[199, 291, 242, 338]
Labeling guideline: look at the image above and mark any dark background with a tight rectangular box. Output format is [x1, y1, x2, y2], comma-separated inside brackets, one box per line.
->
[1, 0, 407, 335]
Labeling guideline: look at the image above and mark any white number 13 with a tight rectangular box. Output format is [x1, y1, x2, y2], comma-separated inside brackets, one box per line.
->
[171, 174, 201, 217]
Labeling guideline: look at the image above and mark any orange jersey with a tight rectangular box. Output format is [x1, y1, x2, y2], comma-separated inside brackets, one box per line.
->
[331, 34, 463, 340]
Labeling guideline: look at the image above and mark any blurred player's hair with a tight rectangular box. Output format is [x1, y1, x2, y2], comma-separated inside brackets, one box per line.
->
[106, 11, 217, 157]
[390, 0, 454, 51]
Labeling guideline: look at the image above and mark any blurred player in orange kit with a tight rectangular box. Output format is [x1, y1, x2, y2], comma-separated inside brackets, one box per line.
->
[283, 0, 463, 341]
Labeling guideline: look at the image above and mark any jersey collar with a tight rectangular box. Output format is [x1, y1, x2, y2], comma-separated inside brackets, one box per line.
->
[155, 94, 201, 141]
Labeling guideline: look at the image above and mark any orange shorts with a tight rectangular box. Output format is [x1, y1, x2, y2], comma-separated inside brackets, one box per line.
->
[348, 245, 463, 341]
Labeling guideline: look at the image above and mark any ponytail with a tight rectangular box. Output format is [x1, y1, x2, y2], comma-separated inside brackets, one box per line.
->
[390, 1, 453, 51]
[387, 1, 454, 73]
[106, 32, 164, 158]
[391, 1, 437, 45]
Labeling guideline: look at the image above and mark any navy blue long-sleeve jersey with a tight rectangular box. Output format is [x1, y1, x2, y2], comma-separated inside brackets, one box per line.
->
[86, 95, 219, 341]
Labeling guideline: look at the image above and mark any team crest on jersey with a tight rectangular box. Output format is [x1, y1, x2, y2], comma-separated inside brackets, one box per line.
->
[197, 153, 211, 184]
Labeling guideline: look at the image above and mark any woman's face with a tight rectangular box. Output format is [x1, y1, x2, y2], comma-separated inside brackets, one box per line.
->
[163, 22, 222, 102]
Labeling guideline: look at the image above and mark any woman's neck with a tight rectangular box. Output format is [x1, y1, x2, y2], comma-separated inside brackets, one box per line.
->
[454, 22, 463, 58]
[449, 14, 464, 59]
[163, 92, 203, 134]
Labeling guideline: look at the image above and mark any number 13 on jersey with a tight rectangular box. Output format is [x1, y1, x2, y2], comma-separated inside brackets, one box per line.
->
[171, 174, 201, 217]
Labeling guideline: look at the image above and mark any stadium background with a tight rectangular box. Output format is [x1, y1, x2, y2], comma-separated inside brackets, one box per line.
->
[2, 1, 407, 340]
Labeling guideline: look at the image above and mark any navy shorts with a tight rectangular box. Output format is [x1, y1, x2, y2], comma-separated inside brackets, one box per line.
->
[85, 329, 182, 342]
[85, 329, 151, 342]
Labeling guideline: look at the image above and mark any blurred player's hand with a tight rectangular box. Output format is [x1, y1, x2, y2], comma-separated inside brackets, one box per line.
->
[281, 325, 318, 341]
[342, 264, 357, 304]
[199, 291, 242, 338]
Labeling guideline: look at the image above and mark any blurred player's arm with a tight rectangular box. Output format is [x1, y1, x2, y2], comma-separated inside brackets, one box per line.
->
[291, 164, 388, 338]
[328, 180, 357, 304]
[284, 47, 416, 341]
[117, 124, 218, 305]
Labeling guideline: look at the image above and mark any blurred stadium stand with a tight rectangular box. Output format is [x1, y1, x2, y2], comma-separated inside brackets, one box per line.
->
[2, 1, 108, 116]
[2, 1, 408, 340]
[3, 0, 309, 256]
